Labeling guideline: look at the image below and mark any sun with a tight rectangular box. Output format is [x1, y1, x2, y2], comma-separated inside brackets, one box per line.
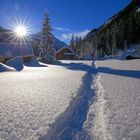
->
[15, 26, 27, 37]
[9, 16, 32, 43]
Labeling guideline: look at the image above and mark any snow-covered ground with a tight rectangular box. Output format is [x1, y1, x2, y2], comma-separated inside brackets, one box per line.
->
[0, 63, 15, 72]
[6, 57, 24, 71]
[1, 59, 140, 140]
[0, 60, 93, 140]
[84, 59, 140, 140]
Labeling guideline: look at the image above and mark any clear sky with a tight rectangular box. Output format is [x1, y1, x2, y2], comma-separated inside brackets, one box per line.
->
[0, 0, 132, 44]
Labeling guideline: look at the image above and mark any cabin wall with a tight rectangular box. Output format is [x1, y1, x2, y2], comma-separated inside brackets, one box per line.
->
[56, 48, 75, 60]
[23, 56, 35, 63]
[64, 55, 75, 60]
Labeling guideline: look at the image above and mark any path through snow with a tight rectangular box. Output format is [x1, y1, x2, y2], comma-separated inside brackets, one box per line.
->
[0, 60, 94, 140]
[1, 59, 139, 140]
[39, 61, 96, 140]
[84, 59, 140, 140]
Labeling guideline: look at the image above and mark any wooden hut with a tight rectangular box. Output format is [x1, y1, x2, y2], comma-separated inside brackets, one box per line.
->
[55, 47, 75, 60]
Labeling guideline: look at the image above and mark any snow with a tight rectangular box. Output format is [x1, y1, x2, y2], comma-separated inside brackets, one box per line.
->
[24, 58, 47, 67]
[1, 59, 140, 140]
[0, 63, 15, 72]
[6, 56, 24, 71]
[121, 44, 140, 59]
[40, 60, 95, 140]
[84, 59, 140, 140]
[0, 60, 93, 140]
[136, 8, 140, 13]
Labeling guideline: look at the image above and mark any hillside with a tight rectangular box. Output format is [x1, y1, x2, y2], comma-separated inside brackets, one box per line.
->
[0, 27, 14, 43]
[31, 32, 68, 56]
[0, 26, 68, 57]
[79, 0, 140, 58]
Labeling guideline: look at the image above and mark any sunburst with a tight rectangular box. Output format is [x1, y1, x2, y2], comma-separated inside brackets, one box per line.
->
[15, 25, 27, 37]
[9, 16, 33, 44]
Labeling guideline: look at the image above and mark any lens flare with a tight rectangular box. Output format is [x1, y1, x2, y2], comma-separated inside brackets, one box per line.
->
[15, 26, 27, 37]
[7, 16, 33, 43]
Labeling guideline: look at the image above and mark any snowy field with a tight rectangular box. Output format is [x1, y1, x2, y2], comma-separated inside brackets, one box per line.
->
[0, 59, 140, 140]
[0, 60, 93, 140]
[84, 59, 140, 140]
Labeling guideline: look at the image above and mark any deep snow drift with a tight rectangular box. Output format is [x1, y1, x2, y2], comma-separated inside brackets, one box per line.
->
[84, 59, 140, 140]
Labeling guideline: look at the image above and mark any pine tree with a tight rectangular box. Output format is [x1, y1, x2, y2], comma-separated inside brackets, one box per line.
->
[69, 34, 75, 52]
[39, 12, 55, 61]
[77, 37, 82, 56]
[75, 37, 79, 55]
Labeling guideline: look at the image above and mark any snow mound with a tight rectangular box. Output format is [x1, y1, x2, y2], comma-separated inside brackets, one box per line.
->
[121, 44, 140, 59]
[0, 63, 15, 72]
[24, 58, 47, 67]
[6, 57, 24, 71]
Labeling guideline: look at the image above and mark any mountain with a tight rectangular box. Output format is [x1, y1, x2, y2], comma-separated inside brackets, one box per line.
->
[0, 26, 68, 57]
[0, 26, 14, 43]
[31, 32, 68, 51]
[79, 0, 140, 58]
[31, 32, 68, 57]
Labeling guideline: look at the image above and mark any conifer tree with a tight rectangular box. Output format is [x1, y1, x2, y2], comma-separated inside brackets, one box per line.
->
[75, 37, 79, 54]
[39, 12, 55, 61]
[76, 37, 82, 56]
[69, 34, 75, 52]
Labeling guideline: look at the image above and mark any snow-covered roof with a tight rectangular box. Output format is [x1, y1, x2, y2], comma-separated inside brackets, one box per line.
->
[0, 43, 34, 58]
[56, 47, 75, 54]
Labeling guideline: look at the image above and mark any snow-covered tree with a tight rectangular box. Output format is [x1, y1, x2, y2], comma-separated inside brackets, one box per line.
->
[75, 37, 82, 56]
[69, 34, 75, 52]
[39, 12, 55, 61]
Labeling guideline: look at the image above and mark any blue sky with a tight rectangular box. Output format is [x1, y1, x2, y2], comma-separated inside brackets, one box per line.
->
[0, 0, 131, 44]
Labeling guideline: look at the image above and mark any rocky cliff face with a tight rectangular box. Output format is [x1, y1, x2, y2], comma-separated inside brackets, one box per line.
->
[81, 0, 140, 58]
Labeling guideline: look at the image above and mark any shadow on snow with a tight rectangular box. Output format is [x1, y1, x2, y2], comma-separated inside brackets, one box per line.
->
[39, 62, 96, 140]
[51, 61, 140, 79]
[39, 60, 140, 139]
[51, 61, 95, 73]
[97, 67, 140, 79]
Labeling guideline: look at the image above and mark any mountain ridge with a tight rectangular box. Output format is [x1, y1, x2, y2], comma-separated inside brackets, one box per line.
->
[31, 32, 68, 51]
[0, 26, 68, 54]
[79, 0, 140, 58]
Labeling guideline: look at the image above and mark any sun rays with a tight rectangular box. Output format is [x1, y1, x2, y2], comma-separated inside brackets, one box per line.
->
[8, 16, 33, 44]
[15, 25, 27, 37]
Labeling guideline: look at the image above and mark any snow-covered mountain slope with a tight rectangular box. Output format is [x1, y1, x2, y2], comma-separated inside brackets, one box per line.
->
[31, 32, 68, 51]
[0, 26, 68, 51]
[0, 26, 13, 43]
[84, 59, 140, 140]
[82, 0, 140, 58]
